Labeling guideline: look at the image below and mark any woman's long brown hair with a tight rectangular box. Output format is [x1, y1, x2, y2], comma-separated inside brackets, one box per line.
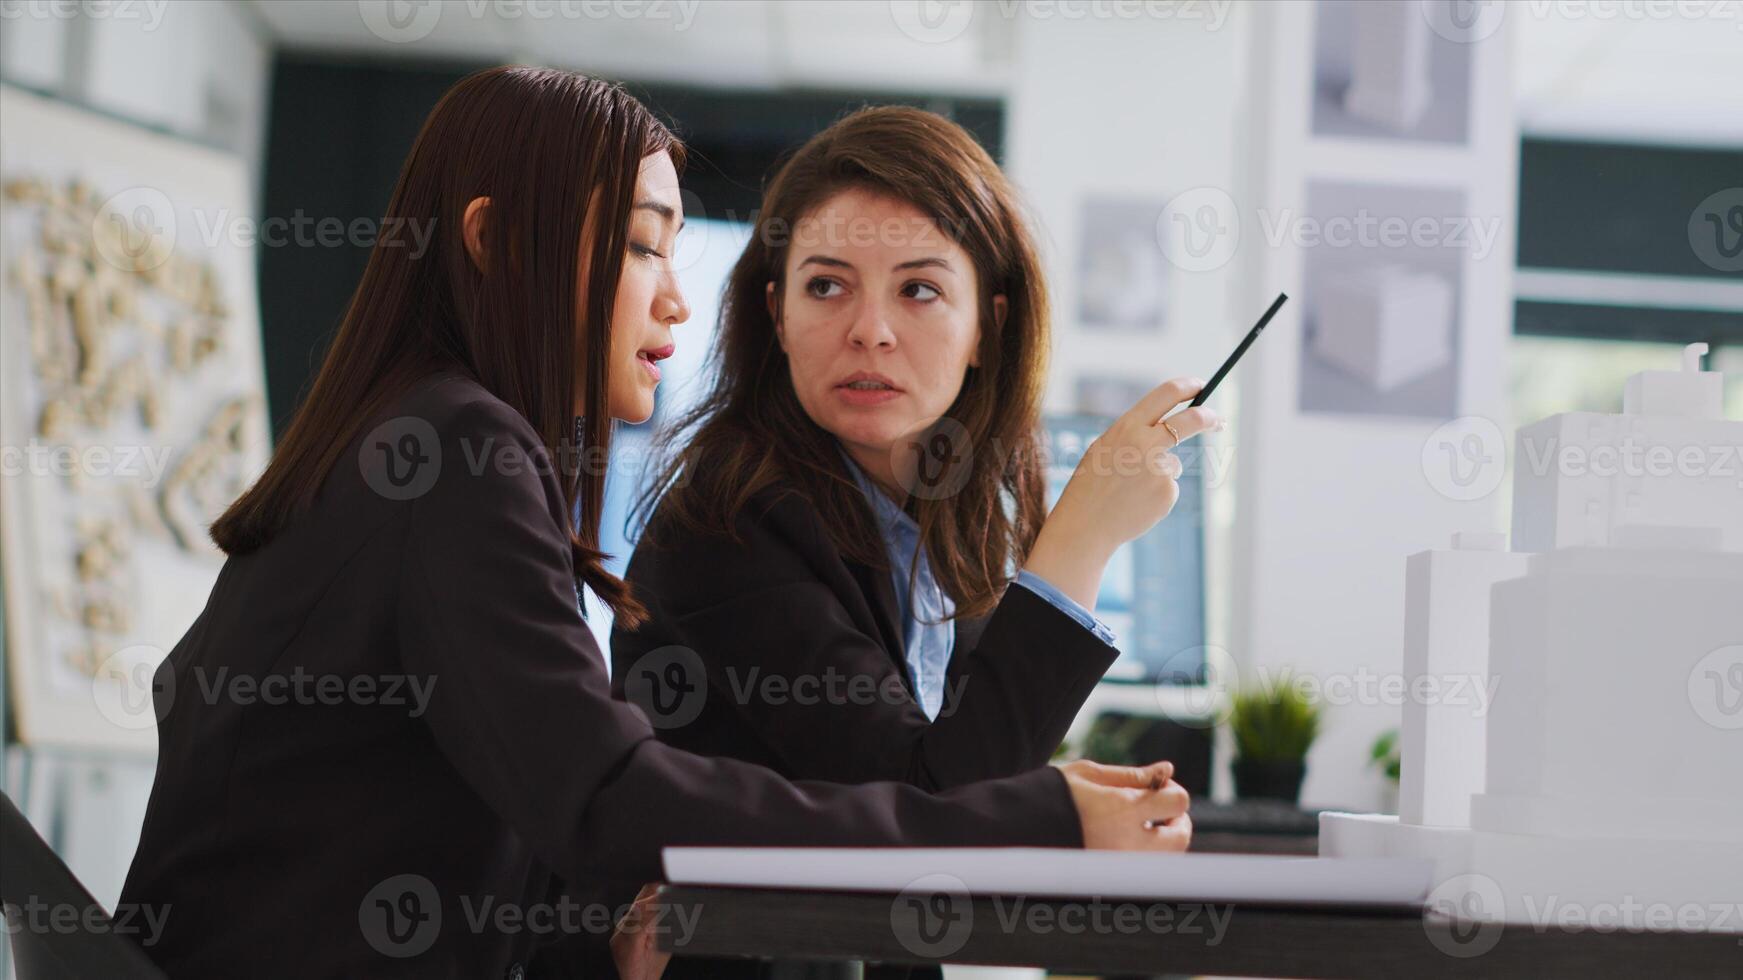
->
[644, 106, 1050, 620]
[211, 66, 678, 624]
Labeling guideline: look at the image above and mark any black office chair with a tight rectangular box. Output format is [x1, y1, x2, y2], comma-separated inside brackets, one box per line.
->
[1, 790, 167, 979]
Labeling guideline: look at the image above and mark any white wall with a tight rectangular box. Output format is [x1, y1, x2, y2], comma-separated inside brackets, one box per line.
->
[0, 0, 272, 203]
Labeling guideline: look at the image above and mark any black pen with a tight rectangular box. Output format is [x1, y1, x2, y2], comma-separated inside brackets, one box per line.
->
[1189, 292, 1288, 408]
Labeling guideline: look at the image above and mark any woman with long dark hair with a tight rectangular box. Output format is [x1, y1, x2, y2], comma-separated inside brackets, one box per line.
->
[117, 68, 1189, 980]
[612, 110, 1213, 979]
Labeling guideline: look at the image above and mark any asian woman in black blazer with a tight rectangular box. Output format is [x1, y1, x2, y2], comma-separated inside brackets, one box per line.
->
[611, 108, 1219, 978]
[115, 69, 1191, 980]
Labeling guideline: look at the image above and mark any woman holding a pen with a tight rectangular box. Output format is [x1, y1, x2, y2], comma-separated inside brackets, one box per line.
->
[603, 106, 1220, 977]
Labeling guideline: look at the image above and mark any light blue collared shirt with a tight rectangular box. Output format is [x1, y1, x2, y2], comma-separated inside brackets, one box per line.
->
[844, 456, 1116, 721]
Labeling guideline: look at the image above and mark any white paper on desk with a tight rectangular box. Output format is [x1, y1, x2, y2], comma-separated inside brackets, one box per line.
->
[664, 848, 1434, 910]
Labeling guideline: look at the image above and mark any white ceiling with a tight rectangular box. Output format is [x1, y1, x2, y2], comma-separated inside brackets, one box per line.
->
[249, 0, 1743, 146]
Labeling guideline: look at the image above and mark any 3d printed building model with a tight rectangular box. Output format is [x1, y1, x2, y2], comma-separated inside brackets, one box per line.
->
[1311, 265, 1454, 391]
[1323, 344, 1743, 932]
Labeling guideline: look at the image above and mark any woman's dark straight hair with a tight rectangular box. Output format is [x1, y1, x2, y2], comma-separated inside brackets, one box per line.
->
[641, 106, 1051, 621]
[211, 66, 679, 623]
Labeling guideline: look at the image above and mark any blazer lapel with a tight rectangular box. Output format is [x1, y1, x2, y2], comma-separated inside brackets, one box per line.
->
[847, 558, 909, 677]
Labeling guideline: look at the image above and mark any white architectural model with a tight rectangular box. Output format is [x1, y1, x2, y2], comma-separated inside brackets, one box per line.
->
[1312, 265, 1454, 391]
[1342, 0, 1434, 132]
[1323, 344, 1743, 933]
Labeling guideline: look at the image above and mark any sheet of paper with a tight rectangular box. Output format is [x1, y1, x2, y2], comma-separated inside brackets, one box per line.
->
[664, 848, 1434, 909]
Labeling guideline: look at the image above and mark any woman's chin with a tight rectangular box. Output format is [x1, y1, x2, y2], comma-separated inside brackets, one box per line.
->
[609, 394, 656, 426]
[824, 420, 902, 457]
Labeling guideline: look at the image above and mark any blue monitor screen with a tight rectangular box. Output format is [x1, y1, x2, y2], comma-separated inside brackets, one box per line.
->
[1042, 415, 1207, 684]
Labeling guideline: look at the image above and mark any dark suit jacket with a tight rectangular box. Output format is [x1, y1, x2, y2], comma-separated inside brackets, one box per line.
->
[116, 370, 1086, 980]
[612, 486, 1119, 789]
[603, 484, 1119, 979]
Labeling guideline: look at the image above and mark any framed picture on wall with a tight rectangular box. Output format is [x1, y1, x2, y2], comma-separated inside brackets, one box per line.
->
[1075, 196, 1168, 331]
[1297, 179, 1469, 419]
[0, 85, 270, 752]
[1311, 0, 1475, 146]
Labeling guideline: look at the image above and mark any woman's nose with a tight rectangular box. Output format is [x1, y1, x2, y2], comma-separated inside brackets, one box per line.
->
[846, 301, 896, 350]
[657, 277, 690, 326]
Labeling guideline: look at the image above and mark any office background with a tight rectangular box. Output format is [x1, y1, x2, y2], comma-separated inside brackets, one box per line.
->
[1, 0, 1740, 940]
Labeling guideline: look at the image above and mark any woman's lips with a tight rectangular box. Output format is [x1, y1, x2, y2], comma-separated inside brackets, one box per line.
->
[835, 372, 902, 406]
[637, 344, 675, 383]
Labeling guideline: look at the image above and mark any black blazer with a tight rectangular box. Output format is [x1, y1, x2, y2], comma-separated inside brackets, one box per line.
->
[116, 371, 1086, 980]
[611, 486, 1120, 790]
[603, 486, 1120, 980]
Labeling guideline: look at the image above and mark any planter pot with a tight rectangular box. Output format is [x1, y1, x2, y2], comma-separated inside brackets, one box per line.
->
[1232, 757, 1306, 803]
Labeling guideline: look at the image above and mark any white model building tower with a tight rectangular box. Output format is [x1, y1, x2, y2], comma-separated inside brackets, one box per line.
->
[1322, 344, 1743, 932]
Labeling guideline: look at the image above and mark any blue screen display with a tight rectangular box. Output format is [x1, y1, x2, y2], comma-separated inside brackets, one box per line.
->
[1042, 415, 1207, 684]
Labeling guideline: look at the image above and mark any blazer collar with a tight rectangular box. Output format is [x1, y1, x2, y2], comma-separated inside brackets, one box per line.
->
[836, 450, 986, 670]
[845, 547, 987, 672]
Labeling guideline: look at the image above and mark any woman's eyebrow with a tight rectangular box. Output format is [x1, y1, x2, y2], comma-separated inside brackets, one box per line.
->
[893, 257, 952, 272]
[634, 199, 683, 231]
[797, 254, 853, 270]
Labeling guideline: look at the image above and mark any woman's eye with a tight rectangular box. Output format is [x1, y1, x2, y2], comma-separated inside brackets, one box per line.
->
[805, 277, 844, 299]
[630, 243, 666, 260]
[902, 281, 942, 302]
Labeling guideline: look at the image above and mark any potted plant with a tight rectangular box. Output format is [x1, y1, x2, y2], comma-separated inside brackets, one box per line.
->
[1228, 678, 1322, 803]
[1370, 727, 1401, 813]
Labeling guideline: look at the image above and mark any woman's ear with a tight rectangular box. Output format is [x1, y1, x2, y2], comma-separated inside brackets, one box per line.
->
[462, 196, 492, 271]
[766, 281, 786, 350]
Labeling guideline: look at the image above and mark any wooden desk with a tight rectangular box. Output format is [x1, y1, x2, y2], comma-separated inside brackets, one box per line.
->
[656, 885, 1742, 978]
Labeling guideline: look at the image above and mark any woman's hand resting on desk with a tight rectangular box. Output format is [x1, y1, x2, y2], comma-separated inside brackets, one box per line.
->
[1025, 377, 1221, 611]
[1060, 759, 1193, 852]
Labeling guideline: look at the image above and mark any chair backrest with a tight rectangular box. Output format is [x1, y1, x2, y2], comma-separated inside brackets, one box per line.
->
[1, 790, 167, 980]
